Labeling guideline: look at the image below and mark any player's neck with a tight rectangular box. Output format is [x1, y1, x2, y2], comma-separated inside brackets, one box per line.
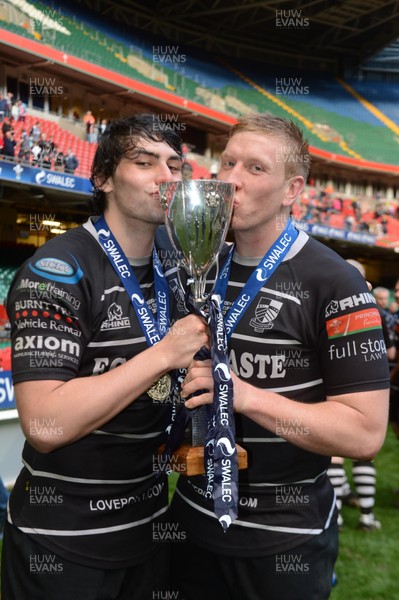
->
[234, 228, 282, 258]
[234, 214, 293, 258]
[103, 210, 155, 258]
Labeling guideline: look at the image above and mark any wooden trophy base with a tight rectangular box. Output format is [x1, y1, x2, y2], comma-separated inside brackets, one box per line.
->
[160, 444, 248, 476]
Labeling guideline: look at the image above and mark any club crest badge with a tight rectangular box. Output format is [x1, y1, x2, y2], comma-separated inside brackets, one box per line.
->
[249, 297, 283, 332]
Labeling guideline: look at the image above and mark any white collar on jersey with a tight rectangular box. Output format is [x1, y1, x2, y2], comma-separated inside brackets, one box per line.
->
[233, 229, 309, 266]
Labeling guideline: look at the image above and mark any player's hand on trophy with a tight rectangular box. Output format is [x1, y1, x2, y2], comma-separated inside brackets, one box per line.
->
[181, 359, 213, 407]
[162, 315, 209, 370]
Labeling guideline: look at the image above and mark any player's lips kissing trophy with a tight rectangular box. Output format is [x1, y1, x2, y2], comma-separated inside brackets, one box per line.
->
[159, 179, 247, 530]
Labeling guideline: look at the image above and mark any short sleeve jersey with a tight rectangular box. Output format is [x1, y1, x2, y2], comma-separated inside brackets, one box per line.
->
[174, 230, 389, 557]
[6, 219, 176, 569]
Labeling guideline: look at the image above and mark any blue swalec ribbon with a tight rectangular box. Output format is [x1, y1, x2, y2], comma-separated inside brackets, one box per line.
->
[94, 216, 170, 344]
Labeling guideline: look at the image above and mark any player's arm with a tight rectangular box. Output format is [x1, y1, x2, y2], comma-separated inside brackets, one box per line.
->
[231, 375, 388, 460]
[182, 360, 389, 460]
[16, 314, 208, 453]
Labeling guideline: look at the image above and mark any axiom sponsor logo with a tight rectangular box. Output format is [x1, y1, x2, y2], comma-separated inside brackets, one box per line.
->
[14, 335, 80, 357]
[28, 254, 83, 284]
[325, 293, 375, 318]
[328, 338, 386, 362]
[100, 302, 130, 330]
[249, 297, 283, 332]
[326, 308, 381, 339]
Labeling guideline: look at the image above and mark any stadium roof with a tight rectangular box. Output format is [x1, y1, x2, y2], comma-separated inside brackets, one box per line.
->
[72, 0, 399, 72]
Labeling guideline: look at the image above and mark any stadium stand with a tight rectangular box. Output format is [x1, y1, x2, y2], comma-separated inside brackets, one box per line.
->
[0, 114, 96, 177]
[1, 0, 399, 168]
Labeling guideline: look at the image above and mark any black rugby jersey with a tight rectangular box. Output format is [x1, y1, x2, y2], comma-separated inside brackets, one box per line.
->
[7, 218, 177, 568]
[173, 230, 390, 556]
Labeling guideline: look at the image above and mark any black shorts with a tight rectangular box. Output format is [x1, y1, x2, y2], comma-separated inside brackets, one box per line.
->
[1, 521, 171, 600]
[171, 523, 338, 600]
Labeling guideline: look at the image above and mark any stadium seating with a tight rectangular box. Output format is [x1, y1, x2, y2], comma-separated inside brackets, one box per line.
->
[2, 0, 399, 167]
[1, 114, 96, 178]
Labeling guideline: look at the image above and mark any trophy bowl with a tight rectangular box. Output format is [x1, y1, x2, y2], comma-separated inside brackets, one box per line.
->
[159, 179, 235, 304]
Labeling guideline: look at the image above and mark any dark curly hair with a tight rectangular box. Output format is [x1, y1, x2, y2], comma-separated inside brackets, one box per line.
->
[88, 113, 183, 215]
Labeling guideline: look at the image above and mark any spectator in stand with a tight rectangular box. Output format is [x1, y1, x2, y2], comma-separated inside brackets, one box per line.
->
[38, 133, 51, 169]
[344, 215, 355, 231]
[84, 110, 96, 143]
[2, 118, 14, 136]
[0, 93, 6, 121]
[54, 151, 65, 171]
[181, 161, 192, 181]
[389, 301, 399, 316]
[210, 159, 219, 179]
[64, 148, 79, 174]
[11, 102, 19, 122]
[1, 130, 16, 158]
[181, 143, 189, 161]
[31, 141, 41, 167]
[98, 118, 108, 139]
[18, 130, 31, 162]
[374, 286, 392, 312]
[18, 100, 27, 122]
[373, 286, 397, 354]
[5, 92, 13, 118]
[47, 135, 56, 156]
[29, 121, 41, 143]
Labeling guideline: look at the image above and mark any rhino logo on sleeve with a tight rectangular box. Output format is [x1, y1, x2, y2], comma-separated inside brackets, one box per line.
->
[325, 300, 339, 318]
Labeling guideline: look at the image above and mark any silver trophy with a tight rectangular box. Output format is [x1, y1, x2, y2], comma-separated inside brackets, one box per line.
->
[159, 179, 247, 475]
[160, 179, 234, 305]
